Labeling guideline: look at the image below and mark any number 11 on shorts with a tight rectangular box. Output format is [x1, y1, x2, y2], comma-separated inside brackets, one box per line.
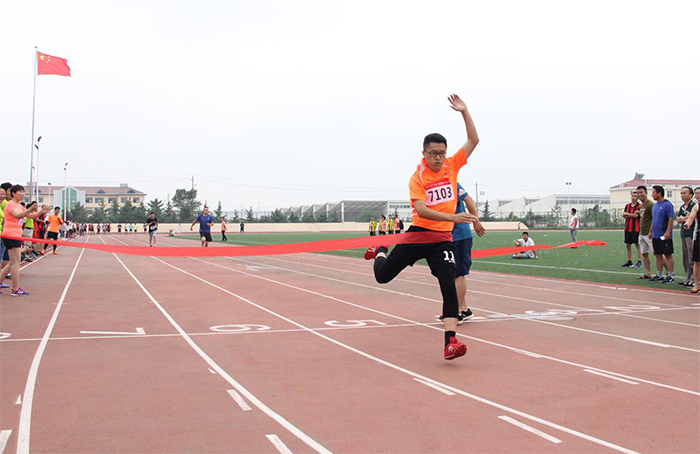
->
[443, 251, 455, 263]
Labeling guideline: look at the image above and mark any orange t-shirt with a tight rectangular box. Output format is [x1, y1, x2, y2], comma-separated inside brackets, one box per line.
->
[409, 148, 467, 232]
[2, 201, 24, 237]
[221, 220, 227, 231]
[48, 214, 63, 233]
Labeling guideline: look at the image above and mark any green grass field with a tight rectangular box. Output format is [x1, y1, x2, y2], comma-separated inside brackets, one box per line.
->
[176, 229, 691, 290]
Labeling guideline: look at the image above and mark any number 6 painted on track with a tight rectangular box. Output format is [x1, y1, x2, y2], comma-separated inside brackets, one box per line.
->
[209, 324, 271, 332]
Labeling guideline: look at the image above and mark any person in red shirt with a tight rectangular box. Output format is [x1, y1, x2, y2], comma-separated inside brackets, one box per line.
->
[365, 94, 479, 360]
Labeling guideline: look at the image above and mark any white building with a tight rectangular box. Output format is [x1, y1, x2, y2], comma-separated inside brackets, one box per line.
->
[484, 194, 611, 222]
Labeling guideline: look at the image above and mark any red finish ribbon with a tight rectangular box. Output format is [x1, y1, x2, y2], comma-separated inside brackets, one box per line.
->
[1, 234, 605, 258]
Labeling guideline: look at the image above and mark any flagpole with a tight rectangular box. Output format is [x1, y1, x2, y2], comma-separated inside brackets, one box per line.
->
[29, 46, 37, 200]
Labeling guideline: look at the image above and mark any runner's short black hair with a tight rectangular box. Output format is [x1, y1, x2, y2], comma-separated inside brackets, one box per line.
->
[1, 182, 12, 191]
[636, 185, 647, 193]
[652, 185, 665, 197]
[681, 186, 693, 194]
[423, 133, 447, 150]
[10, 184, 24, 196]
[522, 231, 529, 236]
[571, 208, 577, 214]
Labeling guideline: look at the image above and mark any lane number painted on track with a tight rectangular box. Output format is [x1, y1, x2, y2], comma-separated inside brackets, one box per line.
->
[324, 319, 388, 327]
[209, 324, 271, 332]
[0, 333, 11, 340]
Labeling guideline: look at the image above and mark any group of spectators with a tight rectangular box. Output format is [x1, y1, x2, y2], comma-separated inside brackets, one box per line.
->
[1, 182, 61, 296]
[368, 215, 404, 236]
[622, 185, 699, 292]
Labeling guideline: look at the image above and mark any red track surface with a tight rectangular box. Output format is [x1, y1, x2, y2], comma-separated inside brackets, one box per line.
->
[1, 234, 698, 453]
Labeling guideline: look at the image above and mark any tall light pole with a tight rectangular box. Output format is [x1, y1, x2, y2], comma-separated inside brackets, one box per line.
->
[34, 136, 42, 201]
[63, 162, 69, 219]
[565, 182, 572, 208]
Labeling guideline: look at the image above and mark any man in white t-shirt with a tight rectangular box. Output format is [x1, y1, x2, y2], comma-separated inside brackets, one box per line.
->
[569, 208, 580, 243]
[511, 232, 537, 259]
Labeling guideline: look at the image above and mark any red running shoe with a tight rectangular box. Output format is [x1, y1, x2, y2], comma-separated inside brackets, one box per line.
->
[444, 337, 467, 360]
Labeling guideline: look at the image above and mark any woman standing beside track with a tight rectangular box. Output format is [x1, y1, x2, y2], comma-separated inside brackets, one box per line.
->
[0, 185, 50, 296]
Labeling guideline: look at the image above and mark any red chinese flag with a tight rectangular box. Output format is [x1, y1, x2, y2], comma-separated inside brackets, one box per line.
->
[37, 52, 71, 76]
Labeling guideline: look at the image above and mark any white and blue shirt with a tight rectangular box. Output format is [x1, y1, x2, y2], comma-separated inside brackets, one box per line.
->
[452, 183, 473, 242]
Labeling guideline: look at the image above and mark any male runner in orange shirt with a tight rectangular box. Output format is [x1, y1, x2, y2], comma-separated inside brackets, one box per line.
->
[365, 94, 479, 360]
[46, 206, 63, 255]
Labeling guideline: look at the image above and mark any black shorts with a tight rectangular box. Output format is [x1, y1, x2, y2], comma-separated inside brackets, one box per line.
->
[47, 231, 59, 240]
[2, 238, 22, 250]
[652, 238, 674, 255]
[624, 231, 639, 244]
[376, 227, 456, 279]
[454, 237, 473, 277]
[693, 237, 699, 262]
[369, 231, 376, 236]
[200, 232, 213, 242]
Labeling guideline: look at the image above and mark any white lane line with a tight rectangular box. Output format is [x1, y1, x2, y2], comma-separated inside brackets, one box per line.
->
[413, 378, 455, 396]
[509, 348, 543, 359]
[227, 389, 252, 411]
[243, 256, 700, 353]
[159, 257, 638, 454]
[256, 255, 697, 330]
[79, 327, 146, 335]
[17, 247, 86, 454]
[108, 252, 331, 454]
[217, 256, 700, 398]
[0, 322, 442, 343]
[266, 434, 293, 454]
[584, 370, 639, 385]
[0, 430, 12, 453]
[14, 395, 21, 405]
[498, 415, 562, 444]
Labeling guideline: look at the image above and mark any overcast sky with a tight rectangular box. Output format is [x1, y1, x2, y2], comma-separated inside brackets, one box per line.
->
[1, 0, 697, 212]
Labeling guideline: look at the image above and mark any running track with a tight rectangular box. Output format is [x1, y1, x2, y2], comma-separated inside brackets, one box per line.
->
[1, 234, 698, 453]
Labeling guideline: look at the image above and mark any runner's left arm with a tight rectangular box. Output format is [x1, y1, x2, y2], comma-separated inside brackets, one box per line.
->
[448, 94, 479, 160]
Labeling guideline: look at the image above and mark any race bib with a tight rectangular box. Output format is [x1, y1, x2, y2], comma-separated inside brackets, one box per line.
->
[425, 180, 455, 206]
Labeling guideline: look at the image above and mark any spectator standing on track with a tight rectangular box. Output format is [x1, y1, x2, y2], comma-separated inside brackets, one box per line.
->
[394, 215, 403, 234]
[191, 206, 214, 247]
[46, 207, 63, 255]
[449, 183, 485, 324]
[569, 208, 579, 243]
[511, 231, 537, 259]
[221, 219, 228, 242]
[621, 191, 642, 268]
[378, 215, 387, 235]
[636, 186, 654, 280]
[677, 186, 697, 288]
[368, 217, 377, 236]
[0, 185, 50, 296]
[650, 185, 675, 283]
[387, 216, 394, 234]
[239, 221, 244, 234]
[0, 185, 10, 292]
[117, 223, 122, 234]
[146, 212, 158, 247]
[683, 187, 700, 293]
[364, 93, 479, 361]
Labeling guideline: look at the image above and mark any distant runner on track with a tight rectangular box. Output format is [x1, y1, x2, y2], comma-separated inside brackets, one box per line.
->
[364, 94, 479, 361]
[46, 206, 63, 255]
[191, 207, 214, 247]
[146, 212, 158, 247]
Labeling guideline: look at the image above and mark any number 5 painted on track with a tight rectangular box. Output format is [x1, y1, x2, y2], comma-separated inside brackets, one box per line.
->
[209, 324, 271, 332]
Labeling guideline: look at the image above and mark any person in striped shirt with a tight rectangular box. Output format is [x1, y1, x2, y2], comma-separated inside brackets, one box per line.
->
[621, 191, 642, 268]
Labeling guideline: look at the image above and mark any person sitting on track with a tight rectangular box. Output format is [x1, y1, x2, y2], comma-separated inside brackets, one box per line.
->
[364, 93, 479, 361]
[511, 231, 537, 259]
